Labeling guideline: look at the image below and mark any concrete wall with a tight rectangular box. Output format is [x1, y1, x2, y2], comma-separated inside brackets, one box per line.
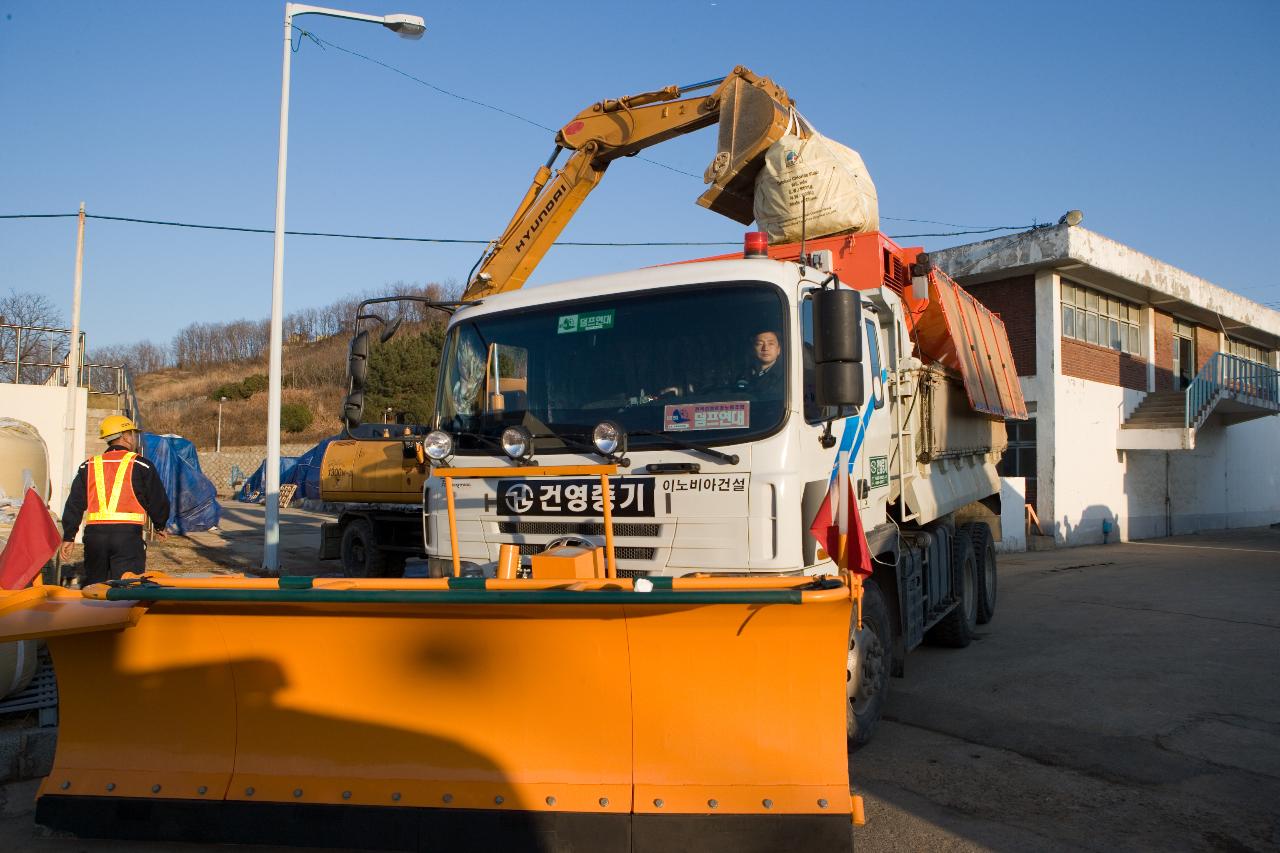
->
[998, 477, 1027, 553]
[200, 443, 315, 496]
[1051, 375, 1280, 545]
[0, 384, 87, 514]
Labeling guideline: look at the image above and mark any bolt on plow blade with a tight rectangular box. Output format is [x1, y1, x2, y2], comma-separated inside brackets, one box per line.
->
[1, 577, 854, 852]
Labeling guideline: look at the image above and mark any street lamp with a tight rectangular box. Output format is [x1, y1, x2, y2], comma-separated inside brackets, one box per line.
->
[264, 3, 426, 574]
[217, 395, 228, 453]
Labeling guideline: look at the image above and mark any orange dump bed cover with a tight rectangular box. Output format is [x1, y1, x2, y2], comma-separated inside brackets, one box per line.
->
[914, 269, 1028, 420]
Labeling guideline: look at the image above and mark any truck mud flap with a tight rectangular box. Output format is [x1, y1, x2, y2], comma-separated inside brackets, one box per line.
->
[2, 576, 855, 853]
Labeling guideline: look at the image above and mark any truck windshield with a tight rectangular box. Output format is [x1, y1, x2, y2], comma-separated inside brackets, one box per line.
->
[437, 282, 788, 452]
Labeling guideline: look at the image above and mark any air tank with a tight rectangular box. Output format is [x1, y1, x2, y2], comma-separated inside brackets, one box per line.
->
[0, 418, 50, 502]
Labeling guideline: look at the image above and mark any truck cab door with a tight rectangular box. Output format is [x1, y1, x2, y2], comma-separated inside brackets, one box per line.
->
[859, 311, 891, 522]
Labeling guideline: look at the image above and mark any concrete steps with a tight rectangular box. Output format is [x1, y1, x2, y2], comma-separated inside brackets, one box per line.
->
[1121, 391, 1186, 429]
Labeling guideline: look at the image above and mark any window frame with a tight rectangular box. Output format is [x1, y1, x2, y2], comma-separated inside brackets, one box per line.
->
[1060, 280, 1142, 356]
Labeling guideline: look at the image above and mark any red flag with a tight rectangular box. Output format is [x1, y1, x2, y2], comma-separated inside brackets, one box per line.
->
[0, 489, 63, 590]
[807, 474, 873, 577]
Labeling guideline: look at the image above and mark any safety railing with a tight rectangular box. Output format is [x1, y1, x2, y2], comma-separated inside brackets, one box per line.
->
[1185, 352, 1280, 429]
[0, 322, 140, 425]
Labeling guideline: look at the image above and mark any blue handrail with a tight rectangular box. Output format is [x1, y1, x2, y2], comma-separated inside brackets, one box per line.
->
[1185, 352, 1280, 428]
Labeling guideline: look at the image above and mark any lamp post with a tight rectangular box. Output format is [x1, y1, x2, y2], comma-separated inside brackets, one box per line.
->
[263, 3, 425, 574]
[217, 395, 228, 453]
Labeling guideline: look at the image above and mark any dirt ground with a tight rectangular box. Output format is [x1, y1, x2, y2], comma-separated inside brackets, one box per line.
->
[54, 503, 339, 580]
[4, 524, 1278, 851]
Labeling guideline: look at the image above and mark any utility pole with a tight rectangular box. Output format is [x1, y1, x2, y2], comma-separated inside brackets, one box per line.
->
[62, 202, 86, 511]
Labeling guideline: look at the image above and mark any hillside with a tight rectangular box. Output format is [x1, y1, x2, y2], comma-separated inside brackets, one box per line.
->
[136, 322, 443, 449]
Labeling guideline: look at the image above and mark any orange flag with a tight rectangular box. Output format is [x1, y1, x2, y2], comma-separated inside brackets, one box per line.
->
[0, 489, 62, 590]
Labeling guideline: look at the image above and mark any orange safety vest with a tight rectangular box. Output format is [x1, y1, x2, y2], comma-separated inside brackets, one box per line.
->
[85, 450, 146, 525]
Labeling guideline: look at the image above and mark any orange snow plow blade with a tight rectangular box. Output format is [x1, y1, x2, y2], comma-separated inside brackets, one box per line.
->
[0, 573, 854, 852]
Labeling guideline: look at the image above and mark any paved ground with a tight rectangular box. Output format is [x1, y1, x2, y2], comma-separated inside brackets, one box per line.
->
[853, 526, 1280, 852]
[3, 525, 1277, 851]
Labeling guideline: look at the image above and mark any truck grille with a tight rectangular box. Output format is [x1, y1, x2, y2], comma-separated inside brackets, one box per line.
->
[499, 521, 661, 538]
[515, 543, 656, 561]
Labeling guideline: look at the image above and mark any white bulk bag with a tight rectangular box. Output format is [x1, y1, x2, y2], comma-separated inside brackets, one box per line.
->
[753, 131, 879, 243]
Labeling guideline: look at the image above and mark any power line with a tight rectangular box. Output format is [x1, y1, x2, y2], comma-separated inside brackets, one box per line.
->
[0, 212, 1037, 243]
[294, 26, 704, 181]
[286, 25, 1045, 232]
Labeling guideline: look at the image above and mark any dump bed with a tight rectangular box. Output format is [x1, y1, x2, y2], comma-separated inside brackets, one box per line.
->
[897, 364, 1007, 525]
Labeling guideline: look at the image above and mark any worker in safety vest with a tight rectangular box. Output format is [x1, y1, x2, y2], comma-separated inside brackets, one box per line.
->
[59, 415, 170, 585]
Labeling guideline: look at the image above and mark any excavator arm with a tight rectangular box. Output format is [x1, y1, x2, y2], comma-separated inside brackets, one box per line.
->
[463, 66, 795, 300]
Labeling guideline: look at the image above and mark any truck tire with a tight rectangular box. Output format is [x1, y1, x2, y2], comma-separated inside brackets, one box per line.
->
[930, 529, 978, 648]
[847, 578, 892, 749]
[340, 518, 389, 578]
[963, 522, 997, 624]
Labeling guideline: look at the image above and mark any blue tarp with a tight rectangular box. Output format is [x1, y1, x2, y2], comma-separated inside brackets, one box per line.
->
[141, 433, 221, 534]
[289, 436, 336, 501]
[236, 456, 300, 503]
[233, 435, 341, 504]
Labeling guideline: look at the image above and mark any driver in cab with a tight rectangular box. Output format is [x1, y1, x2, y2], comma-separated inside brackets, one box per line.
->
[733, 330, 783, 397]
[645, 329, 783, 402]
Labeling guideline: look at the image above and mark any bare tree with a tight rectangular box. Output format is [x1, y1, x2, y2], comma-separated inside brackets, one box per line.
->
[0, 289, 67, 383]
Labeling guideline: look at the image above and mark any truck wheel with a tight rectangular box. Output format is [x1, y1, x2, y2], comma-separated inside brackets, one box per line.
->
[963, 522, 997, 624]
[930, 529, 978, 648]
[340, 519, 388, 578]
[847, 578, 892, 749]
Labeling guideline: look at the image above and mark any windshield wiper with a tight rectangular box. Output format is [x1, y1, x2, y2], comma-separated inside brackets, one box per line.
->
[630, 430, 740, 465]
[532, 428, 628, 465]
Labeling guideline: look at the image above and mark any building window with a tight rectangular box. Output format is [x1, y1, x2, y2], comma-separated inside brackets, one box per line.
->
[1227, 337, 1270, 366]
[1061, 282, 1141, 355]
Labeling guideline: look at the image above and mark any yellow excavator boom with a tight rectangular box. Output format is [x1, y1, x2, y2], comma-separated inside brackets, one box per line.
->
[463, 66, 795, 300]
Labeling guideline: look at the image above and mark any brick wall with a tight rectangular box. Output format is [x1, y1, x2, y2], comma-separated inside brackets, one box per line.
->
[1153, 310, 1174, 391]
[961, 276, 1036, 376]
[1061, 338, 1147, 390]
[1195, 326, 1219, 374]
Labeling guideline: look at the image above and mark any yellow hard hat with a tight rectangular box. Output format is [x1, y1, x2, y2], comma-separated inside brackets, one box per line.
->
[99, 415, 139, 439]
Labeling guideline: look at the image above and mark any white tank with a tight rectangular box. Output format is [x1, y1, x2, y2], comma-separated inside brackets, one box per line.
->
[0, 640, 37, 700]
[0, 418, 50, 502]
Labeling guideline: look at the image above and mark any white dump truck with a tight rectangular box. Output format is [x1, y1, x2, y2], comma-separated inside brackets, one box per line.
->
[414, 229, 1027, 744]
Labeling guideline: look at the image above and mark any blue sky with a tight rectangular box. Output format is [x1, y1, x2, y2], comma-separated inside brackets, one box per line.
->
[2, 0, 1277, 347]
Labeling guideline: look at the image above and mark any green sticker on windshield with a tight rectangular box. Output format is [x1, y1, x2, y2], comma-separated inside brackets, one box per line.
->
[557, 309, 614, 334]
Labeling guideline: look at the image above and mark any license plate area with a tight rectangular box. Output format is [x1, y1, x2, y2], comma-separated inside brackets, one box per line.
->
[496, 477, 656, 518]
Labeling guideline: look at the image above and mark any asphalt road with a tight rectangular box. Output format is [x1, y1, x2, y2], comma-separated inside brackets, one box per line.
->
[3, 526, 1277, 851]
[853, 526, 1280, 852]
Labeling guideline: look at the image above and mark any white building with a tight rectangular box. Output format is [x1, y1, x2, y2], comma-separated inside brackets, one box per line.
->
[930, 225, 1280, 546]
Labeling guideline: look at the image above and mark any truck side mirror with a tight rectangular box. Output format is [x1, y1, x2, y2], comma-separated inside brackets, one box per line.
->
[344, 330, 370, 429]
[812, 288, 865, 407]
[349, 330, 370, 388]
[342, 390, 365, 430]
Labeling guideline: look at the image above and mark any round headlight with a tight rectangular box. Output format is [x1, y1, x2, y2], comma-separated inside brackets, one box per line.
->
[424, 430, 454, 461]
[592, 421, 624, 455]
[501, 425, 533, 460]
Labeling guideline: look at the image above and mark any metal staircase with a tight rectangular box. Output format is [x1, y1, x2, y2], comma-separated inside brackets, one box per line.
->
[1118, 353, 1280, 450]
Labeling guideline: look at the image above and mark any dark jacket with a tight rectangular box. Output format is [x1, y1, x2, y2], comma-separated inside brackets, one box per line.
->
[61, 445, 171, 541]
[733, 362, 785, 398]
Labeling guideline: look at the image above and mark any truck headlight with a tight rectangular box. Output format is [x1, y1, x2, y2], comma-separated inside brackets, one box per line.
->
[592, 421, 625, 455]
[501, 425, 534, 460]
[424, 430, 454, 461]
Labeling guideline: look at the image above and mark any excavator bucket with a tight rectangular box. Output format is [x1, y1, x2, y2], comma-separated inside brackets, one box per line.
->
[0, 573, 855, 852]
[697, 72, 794, 225]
